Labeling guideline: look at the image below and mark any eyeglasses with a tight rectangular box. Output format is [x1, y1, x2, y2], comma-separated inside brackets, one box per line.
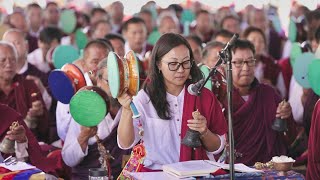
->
[162, 60, 192, 71]
[231, 58, 256, 68]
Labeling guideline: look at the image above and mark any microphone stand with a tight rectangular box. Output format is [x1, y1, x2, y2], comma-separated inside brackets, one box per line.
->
[196, 45, 236, 180]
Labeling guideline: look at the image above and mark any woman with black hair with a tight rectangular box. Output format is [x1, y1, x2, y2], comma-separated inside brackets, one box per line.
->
[117, 33, 227, 171]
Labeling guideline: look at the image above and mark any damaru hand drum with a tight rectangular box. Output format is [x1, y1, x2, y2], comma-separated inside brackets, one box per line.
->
[69, 86, 109, 127]
[48, 63, 86, 104]
[107, 51, 140, 118]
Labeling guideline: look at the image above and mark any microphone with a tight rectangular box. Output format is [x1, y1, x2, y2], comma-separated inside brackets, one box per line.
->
[188, 79, 205, 96]
[221, 34, 239, 52]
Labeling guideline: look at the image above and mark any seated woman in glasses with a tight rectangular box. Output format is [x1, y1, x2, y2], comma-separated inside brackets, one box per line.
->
[117, 33, 227, 171]
[217, 39, 296, 166]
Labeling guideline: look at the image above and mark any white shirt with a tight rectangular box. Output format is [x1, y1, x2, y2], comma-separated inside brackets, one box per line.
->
[124, 42, 148, 61]
[56, 102, 72, 141]
[288, 76, 304, 123]
[118, 88, 225, 170]
[62, 111, 121, 167]
[17, 61, 52, 110]
[29, 26, 43, 38]
[55, 72, 93, 141]
[27, 48, 51, 73]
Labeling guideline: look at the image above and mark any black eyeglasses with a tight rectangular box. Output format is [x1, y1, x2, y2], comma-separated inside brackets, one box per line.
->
[162, 60, 192, 71]
[231, 58, 256, 68]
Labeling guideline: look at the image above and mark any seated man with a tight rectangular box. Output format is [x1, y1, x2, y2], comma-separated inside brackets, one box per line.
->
[0, 103, 57, 174]
[217, 40, 297, 165]
[122, 17, 153, 61]
[3, 29, 51, 111]
[61, 58, 130, 179]
[56, 40, 113, 141]
[0, 41, 49, 143]
[27, 26, 62, 73]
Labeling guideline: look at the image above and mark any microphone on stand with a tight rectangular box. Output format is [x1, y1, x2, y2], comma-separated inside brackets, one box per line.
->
[221, 34, 239, 52]
[187, 79, 205, 96]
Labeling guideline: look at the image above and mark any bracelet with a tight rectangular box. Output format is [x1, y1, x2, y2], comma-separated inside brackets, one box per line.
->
[200, 128, 209, 139]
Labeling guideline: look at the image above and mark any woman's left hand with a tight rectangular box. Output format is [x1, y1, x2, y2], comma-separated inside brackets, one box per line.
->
[187, 114, 208, 134]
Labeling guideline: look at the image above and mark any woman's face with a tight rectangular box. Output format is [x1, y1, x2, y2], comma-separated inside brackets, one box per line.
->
[246, 31, 265, 55]
[157, 44, 192, 90]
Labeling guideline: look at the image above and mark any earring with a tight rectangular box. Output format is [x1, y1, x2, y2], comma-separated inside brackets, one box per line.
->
[158, 69, 161, 73]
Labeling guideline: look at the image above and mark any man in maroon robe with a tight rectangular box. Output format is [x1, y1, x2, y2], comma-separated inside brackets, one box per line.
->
[0, 41, 49, 143]
[218, 40, 296, 166]
[306, 100, 320, 179]
[3, 29, 59, 143]
[0, 103, 57, 174]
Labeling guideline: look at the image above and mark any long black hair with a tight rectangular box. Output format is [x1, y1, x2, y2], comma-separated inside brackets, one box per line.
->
[144, 33, 203, 119]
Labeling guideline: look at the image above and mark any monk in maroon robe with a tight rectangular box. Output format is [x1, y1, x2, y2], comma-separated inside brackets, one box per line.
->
[0, 42, 49, 143]
[0, 103, 57, 174]
[306, 100, 320, 179]
[219, 40, 296, 166]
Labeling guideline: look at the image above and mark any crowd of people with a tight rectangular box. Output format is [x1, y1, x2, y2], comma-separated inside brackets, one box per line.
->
[0, 1, 320, 179]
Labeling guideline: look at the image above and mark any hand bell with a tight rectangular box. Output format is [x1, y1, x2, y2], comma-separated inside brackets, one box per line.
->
[272, 118, 288, 132]
[0, 137, 15, 154]
[181, 129, 202, 148]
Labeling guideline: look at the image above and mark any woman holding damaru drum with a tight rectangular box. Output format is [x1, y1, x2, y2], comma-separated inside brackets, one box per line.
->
[116, 33, 228, 171]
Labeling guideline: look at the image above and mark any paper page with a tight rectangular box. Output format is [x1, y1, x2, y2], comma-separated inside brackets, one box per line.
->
[162, 160, 220, 177]
[0, 161, 36, 171]
[129, 171, 196, 180]
[204, 161, 263, 173]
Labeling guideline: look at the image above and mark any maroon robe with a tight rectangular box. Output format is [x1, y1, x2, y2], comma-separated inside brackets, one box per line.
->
[222, 80, 289, 165]
[26, 33, 38, 53]
[0, 104, 58, 174]
[22, 63, 49, 89]
[72, 124, 131, 180]
[268, 28, 283, 60]
[0, 75, 49, 143]
[306, 100, 320, 179]
[180, 86, 228, 161]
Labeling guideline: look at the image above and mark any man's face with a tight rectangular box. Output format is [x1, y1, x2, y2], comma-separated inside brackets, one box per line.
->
[92, 22, 112, 39]
[10, 13, 28, 33]
[222, 18, 240, 34]
[124, 23, 147, 52]
[110, 39, 125, 58]
[83, 46, 108, 72]
[204, 47, 221, 68]
[110, 3, 124, 24]
[45, 4, 60, 25]
[196, 13, 211, 32]
[3, 31, 28, 59]
[27, 7, 42, 29]
[91, 12, 109, 25]
[159, 17, 179, 34]
[231, 48, 256, 89]
[139, 13, 153, 34]
[0, 46, 17, 81]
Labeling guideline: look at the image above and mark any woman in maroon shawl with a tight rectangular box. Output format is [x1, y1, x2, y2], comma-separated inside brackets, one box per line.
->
[117, 33, 227, 171]
[306, 100, 320, 179]
[221, 40, 296, 166]
[0, 41, 49, 143]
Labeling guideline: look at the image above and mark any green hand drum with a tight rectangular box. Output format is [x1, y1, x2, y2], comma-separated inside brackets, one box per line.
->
[69, 86, 109, 127]
[107, 51, 141, 118]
